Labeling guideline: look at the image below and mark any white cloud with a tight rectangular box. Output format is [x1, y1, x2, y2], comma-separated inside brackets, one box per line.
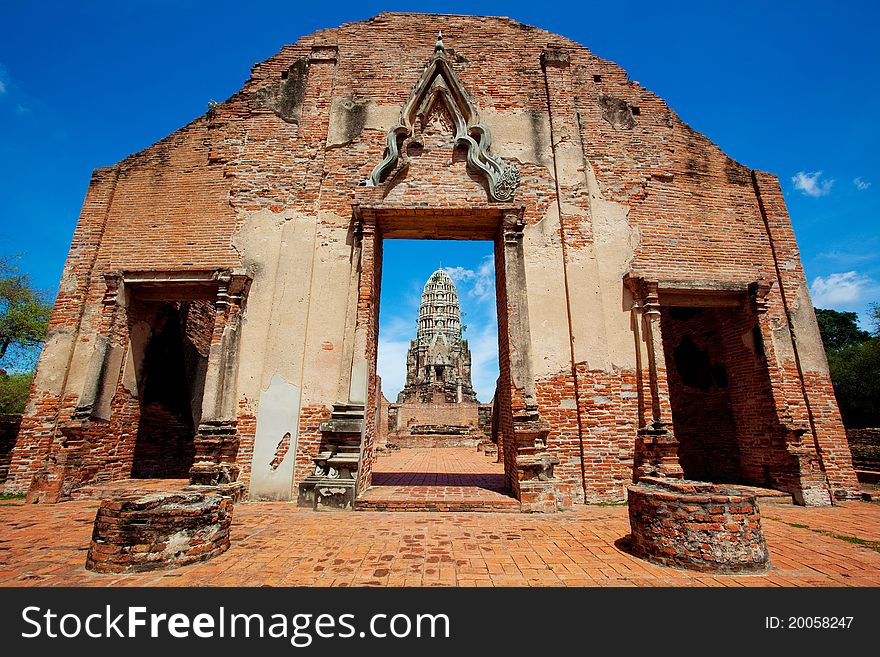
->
[854, 177, 872, 191]
[810, 271, 876, 308]
[0, 81, 5, 94]
[445, 255, 494, 303]
[443, 265, 474, 283]
[792, 171, 834, 197]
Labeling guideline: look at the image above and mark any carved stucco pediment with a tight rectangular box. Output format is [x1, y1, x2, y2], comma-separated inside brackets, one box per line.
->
[364, 33, 520, 202]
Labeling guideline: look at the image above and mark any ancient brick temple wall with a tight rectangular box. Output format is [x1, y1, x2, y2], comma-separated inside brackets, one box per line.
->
[391, 402, 482, 431]
[714, 304, 803, 491]
[477, 404, 493, 437]
[129, 299, 216, 479]
[374, 392, 390, 450]
[6, 13, 858, 504]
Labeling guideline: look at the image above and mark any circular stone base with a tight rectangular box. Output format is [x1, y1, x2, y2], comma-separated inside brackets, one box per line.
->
[85, 492, 233, 574]
[627, 477, 770, 573]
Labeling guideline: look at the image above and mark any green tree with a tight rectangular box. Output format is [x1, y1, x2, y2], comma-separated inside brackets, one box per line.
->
[815, 308, 870, 351]
[0, 371, 34, 414]
[815, 305, 880, 428]
[827, 339, 880, 428]
[870, 302, 880, 336]
[0, 256, 52, 369]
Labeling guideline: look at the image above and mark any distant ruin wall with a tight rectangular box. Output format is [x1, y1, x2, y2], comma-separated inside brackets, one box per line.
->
[391, 401, 482, 431]
[847, 428, 880, 472]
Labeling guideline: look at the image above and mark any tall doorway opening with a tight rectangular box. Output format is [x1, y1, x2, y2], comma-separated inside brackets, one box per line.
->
[127, 294, 214, 479]
[659, 301, 797, 492]
[360, 238, 517, 510]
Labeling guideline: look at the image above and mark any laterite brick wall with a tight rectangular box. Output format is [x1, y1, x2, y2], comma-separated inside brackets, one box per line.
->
[6, 13, 858, 505]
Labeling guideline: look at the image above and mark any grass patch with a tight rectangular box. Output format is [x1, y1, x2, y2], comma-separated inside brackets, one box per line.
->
[825, 532, 880, 551]
[0, 492, 25, 500]
[769, 518, 880, 553]
[593, 500, 628, 507]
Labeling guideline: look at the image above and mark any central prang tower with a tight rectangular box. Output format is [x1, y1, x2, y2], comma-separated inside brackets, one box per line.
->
[397, 269, 478, 404]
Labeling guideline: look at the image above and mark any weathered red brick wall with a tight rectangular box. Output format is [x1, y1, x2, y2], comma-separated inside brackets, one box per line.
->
[7, 13, 858, 505]
[293, 405, 333, 488]
[659, 304, 816, 495]
[86, 492, 233, 573]
[714, 304, 802, 491]
[232, 406, 257, 489]
[751, 173, 858, 498]
[628, 477, 769, 573]
[493, 236, 518, 498]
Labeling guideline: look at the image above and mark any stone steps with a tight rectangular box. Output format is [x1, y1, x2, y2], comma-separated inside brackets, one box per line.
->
[356, 484, 521, 513]
[355, 497, 522, 513]
[728, 484, 794, 506]
[386, 434, 482, 449]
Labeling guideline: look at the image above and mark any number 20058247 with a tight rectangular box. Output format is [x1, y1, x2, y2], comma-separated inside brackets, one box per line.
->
[765, 617, 853, 629]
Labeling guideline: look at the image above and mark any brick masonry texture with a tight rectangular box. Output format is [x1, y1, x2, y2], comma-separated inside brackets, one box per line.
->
[85, 492, 233, 573]
[3, 12, 859, 509]
[628, 477, 770, 573]
[2, 499, 879, 586]
[847, 429, 880, 472]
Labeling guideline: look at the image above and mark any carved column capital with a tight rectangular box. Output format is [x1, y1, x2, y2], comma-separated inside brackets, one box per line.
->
[102, 273, 122, 308]
[502, 208, 526, 245]
[352, 206, 378, 241]
[749, 279, 773, 315]
[214, 271, 233, 310]
[625, 275, 661, 317]
[641, 281, 661, 317]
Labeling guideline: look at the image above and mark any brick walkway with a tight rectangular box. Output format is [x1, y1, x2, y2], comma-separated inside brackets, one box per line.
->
[1, 498, 878, 586]
[358, 447, 518, 511]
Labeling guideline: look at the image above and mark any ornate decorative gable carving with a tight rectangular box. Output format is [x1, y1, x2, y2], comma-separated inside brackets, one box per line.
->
[365, 33, 520, 202]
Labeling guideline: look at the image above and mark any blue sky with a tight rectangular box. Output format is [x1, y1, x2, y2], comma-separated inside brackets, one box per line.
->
[1, 1, 878, 377]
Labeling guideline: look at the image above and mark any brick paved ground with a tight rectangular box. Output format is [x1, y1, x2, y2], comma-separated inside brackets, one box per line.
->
[1, 496, 878, 587]
[358, 447, 517, 510]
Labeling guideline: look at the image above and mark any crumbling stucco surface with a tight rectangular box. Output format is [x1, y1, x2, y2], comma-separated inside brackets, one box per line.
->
[248, 373, 302, 500]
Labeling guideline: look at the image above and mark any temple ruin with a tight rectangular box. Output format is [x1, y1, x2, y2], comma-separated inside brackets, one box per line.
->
[2, 13, 859, 513]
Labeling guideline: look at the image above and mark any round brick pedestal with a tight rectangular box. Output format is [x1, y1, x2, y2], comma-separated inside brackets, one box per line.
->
[85, 492, 233, 573]
[627, 477, 769, 573]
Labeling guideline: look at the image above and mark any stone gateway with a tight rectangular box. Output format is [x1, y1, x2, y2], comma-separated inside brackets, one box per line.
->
[3, 13, 859, 512]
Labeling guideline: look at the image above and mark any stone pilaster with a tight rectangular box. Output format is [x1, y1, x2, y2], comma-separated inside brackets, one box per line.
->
[189, 271, 251, 486]
[626, 277, 682, 479]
